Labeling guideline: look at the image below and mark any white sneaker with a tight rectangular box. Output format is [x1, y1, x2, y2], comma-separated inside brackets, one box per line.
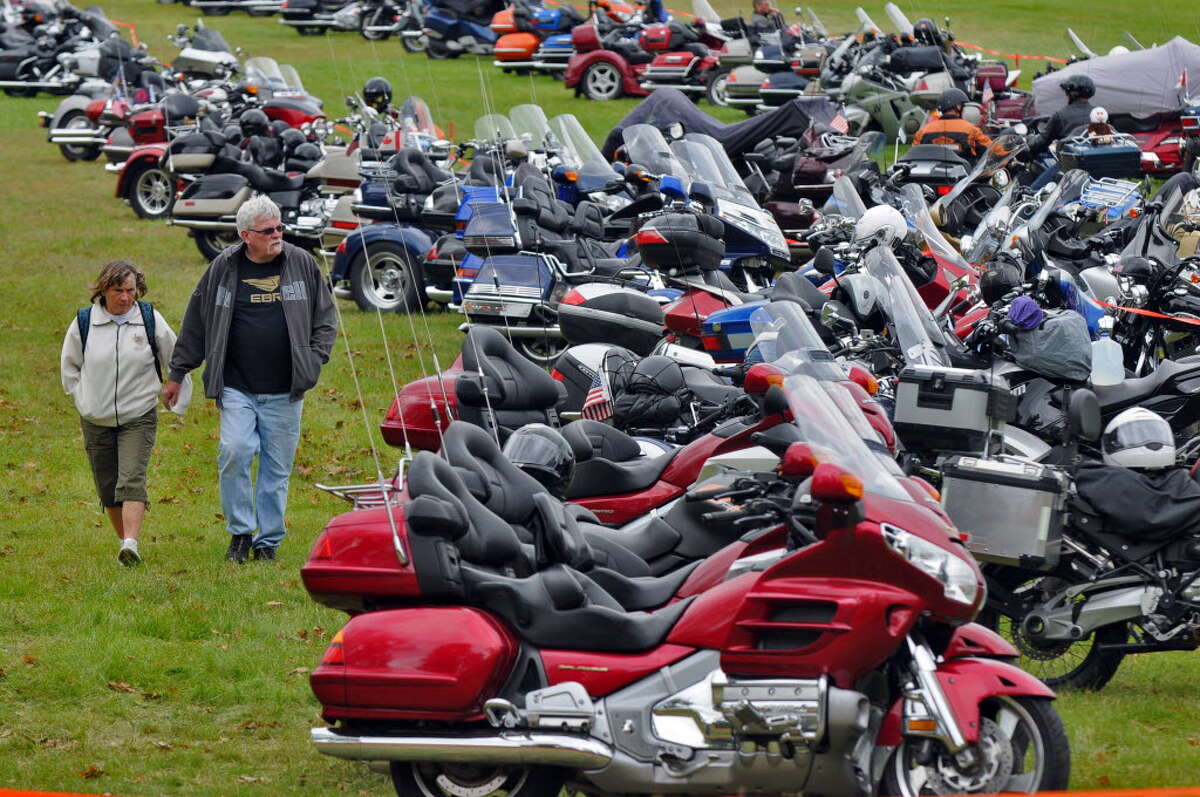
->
[118, 539, 141, 567]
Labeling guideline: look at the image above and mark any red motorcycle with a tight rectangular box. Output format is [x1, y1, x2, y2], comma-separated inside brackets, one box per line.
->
[308, 374, 1069, 797]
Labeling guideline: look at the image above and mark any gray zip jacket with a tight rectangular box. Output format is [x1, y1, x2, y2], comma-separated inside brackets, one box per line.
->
[168, 241, 337, 402]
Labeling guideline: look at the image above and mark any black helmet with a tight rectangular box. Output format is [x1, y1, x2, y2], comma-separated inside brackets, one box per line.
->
[979, 255, 1024, 305]
[363, 76, 392, 112]
[502, 423, 575, 497]
[292, 142, 322, 162]
[936, 87, 969, 113]
[222, 123, 242, 144]
[912, 17, 939, 45]
[1061, 73, 1095, 101]
[238, 108, 270, 139]
[269, 119, 290, 137]
[1112, 255, 1155, 282]
[162, 93, 201, 126]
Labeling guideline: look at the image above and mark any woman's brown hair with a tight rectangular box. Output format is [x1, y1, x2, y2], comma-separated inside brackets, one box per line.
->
[89, 260, 147, 307]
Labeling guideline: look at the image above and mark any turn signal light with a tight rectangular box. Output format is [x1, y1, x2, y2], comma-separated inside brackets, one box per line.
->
[846, 365, 877, 395]
[909, 475, 940, 503]
[906, 718, 937, 733]
[811, 463, 864, 503]
[779, 442, 819, 480]
[700, 334, 724, 351]
[320, 630, 345, 666]
[935, 184, 953, 196]
[743, 363, 786, 395]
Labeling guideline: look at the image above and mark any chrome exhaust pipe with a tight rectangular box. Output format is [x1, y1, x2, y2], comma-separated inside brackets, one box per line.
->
[0, 79, 73, 90]
[311, 727, 613, 768]
[425, 287, 453, 302]
[169, 218, 238, 230]
[400, 29, 426, 38]
[50, 131, 108, 145]
[457, 322, 562, 338]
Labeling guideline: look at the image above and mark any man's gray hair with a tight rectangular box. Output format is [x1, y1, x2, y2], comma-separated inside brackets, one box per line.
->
[236, 195, 282, 233]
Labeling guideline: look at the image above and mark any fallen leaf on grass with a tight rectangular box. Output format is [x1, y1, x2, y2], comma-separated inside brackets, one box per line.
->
[1189, 737, 1199, 746]
[21, 654, 38, 666]
[1096, 776, 1111, 787]
[237, 775, 265, 784]
[289, 666, 310, 676]
[107, 681, 136, 693]
[265, 600, 285, 608]
[78, 764, 104, 779]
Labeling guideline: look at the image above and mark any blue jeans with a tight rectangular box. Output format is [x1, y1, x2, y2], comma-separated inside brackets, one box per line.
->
[1029, 158, 1061, 192]
[218, 388, 303, 549]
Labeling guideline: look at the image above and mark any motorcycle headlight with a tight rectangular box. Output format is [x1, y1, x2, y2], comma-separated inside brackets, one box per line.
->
[882, 524, 978, 605]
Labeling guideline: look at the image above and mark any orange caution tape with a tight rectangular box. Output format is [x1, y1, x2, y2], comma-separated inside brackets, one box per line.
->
[106, 18, 140, 47]
[957, 40, 1068, 65]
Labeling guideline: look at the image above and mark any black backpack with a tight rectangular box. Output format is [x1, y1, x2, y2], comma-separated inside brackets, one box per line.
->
[76, 300, 162, 382]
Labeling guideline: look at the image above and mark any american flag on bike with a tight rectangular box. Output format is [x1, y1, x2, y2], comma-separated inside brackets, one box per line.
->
[581, 366, 613, 421]
[980, 80, 995, 125]
[829, 111, 849, 134]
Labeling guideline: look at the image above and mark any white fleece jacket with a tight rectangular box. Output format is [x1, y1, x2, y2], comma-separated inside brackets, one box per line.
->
[61, 303, 193, 427]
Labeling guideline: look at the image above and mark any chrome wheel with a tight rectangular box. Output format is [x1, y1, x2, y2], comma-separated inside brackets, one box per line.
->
[194, 230, 241, 261]
[583, 62, 621, 101]
[58, 110, 100, 162]
[350, 242, 423, 312]
[131, 166, 174, 219]
[706, 69, 730, 106]
[391, 761, 564, 797]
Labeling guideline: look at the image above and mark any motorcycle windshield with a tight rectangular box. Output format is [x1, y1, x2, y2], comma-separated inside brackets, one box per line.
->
[692, 0, 720, 24]
[854, 7, 881, 34]
[962, 181, 1015, 264]
[863, 246, 950, 366]
[783, 373, 911, 502]
[748, 301, 847, 382]
[883, 2, 913, 36]
[399, 96, 438, 138]
[244, 57, 288, 92]
[191, 26, 232, 53]
[278, 63, 306, 92]
[897, 183, 976, 274]
[510, 104, 550, 148]
[475, 113, 517, 143]
[802, 7, 829, 38]
[825, 174, 867, 220]
[549, 113, 616, 181]
[936, 133, 1026, 211]
[1023, 168, 1090, 243]
[622, 123, 689, 181]
[1121, 177, 1187, 264]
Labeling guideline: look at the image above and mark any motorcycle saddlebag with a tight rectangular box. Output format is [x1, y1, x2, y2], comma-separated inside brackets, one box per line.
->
[893, 365, 1015, 454]
[940, 456, 1068, 569]
[887, 45, 944, 74]
[1057, 137, 1143, 179]
[0, 54, 26, 80]
[636, 212, 725, 272]
[176, 174, 251, 215]
[974, 63, 1008, 92]
[558, 284, 664, 355]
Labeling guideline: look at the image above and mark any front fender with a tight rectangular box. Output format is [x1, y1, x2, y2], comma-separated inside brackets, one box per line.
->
[565, 50, 621, 88]
[330, 222, 434, 282]
[942, 622, 1019, 660]
[48, 93, 93, 134]
[878, 657, 1056, 746]
[114, 144, 167, 198]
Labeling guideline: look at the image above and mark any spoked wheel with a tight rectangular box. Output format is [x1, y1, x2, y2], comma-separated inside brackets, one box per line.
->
[581, 61, 622, 101]
[426, 38, 454, 59]
[979, 575, 1127, 691]
[57, 110, 102, 162]
[360, 10, 390, 40]
[401, 30, 428, 52]
[883, 696, 1071, 796]
[350, 241, 424, 312]
[390, 761, 564, 797]
[517, 335, 566, 366]
[194, 229, 241, 261]
[128, 165, 175, 219]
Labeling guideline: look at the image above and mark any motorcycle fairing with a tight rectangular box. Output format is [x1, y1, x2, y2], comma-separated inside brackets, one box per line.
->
[328, 222, 434, 282]
[541, 643, 694, 695]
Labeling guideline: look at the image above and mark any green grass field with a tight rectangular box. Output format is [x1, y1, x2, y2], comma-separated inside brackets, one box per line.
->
[1, 0, 1200, 794]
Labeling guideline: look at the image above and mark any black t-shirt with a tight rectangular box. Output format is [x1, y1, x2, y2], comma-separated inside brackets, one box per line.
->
[223, 251, 292, 395]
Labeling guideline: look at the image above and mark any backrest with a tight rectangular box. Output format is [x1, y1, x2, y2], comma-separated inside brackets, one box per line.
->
[440, 420, 545, 524]
[406, 451, 528, 570]
[562, 419, 643, 463]
[456, 327, 563, 438]
[570, 200, 605, 240]
[468, 151, 505, 186]
[517, 171, 570, 233]
[771, 271, 827, 311]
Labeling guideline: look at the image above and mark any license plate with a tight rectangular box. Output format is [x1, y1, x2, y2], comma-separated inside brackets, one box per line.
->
[463, 300, 504, 316]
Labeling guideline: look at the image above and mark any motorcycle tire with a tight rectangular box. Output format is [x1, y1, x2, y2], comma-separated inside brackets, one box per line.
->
[3, 85, 38, 98]
[194, 229, 241, 261]
[882, 695, 1071, 796]
[517, 335, 566, 366]
[705, 67, 731, 107]
[57, 110, 101, 162]
[200, 6, 231, 14]
[400, 32, 428, 52]
[390, 761, 565, 797]
[359, 12, 389, 40]
[979, 574, 1127, 691]
[297, 26, 327, 35]
[127, 164, 175, 220]
[350, 241, 425, 312]
[426, 39, 455, 59]
[246, 7, 273, 15]
[581, 61, 622, 101]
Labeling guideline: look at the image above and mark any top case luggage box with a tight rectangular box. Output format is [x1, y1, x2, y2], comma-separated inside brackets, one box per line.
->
[893, 365, 1015, 454]
[1058, 137, 1143, 179]
[558, 284, 664, 355]
[636, 212, 725, 273]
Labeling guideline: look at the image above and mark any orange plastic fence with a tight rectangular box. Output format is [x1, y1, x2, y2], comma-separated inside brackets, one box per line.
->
[957, 40, 1069, 70]
[107, 19, 140, 47]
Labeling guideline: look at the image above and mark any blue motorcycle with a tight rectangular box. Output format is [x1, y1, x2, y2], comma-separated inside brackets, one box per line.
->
[424, 0, 505, 58]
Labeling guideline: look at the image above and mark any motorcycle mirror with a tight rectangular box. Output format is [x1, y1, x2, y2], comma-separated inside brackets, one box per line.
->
[810, 462, 864, 503]
[345, 95, 357, 108]
[812, 247, 837, 275]
[625, 162, 650, 185]
[779, 442, 820, 481]
[991, 168, 1010, 189]
[820, 300, 857, 335]
[762, 384, 791, 417]
[689, 181, 715, 206]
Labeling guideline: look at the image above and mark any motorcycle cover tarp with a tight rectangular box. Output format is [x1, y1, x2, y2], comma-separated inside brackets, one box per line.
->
[600, 88, 837, 161]
[1075, 464, 1200, 540]
[1007, 307, 1092, 382]
[1033, 36, 1200, 117]
[431, 0, 505, 19]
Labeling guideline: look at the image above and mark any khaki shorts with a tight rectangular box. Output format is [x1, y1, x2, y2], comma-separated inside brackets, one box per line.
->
[80, 408, 158, 507]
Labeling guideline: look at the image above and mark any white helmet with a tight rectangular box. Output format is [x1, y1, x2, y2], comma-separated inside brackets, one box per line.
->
[855, 204, 907, 247]
[1108, 45, 1130, 56]
[1089, 106, 1109, 125]
[1182, 187, 1200, 221]
[1101, 407, 1174, 469]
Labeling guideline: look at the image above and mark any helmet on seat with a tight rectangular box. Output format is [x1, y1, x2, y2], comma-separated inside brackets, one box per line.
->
[502, 423, 576, 497]
[363, 76, 393, 112]
[280, 127, 306, 152]
[854, 204, 907, 247]
[912, 18, 940, 45]
[979, 254, 1024, 305]
[1061, 74, 1096, 101]
[238, 108, 270, 139]
[1102, 407, 1174, 469]
[936, 87, 969, 114]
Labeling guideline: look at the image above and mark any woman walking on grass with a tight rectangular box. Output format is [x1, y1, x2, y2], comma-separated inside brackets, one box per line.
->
[60, 261, 192, 566]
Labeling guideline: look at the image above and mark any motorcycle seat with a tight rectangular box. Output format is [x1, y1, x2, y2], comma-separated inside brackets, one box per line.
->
[565, 447, 675, 500]
[467, 151, 505, 186]
[769, 271, 827, 311]
[441, 420, 548, 528]
[456, 326, 564, 439]
[563, 419, 643, 462]
[236, 160, 306, 193]
[1092, 356, 1200, 410]
[683, 367, 743, 405]
[389, 147, 453, 194]
[899, 144, 970, 167]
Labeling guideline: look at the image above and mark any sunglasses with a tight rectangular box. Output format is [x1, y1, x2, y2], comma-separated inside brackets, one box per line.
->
[248, 224, 286, 236]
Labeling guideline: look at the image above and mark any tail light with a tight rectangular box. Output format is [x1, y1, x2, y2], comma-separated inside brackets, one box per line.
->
[760, 78, 771, 89]
[320, 630, 345, 666]
[560, 290, 586, 306]
[425, 244, 439, 260]
[743, 363, 785, 395]
[455, 219, 467, 233]
[634, 228, 668, 246]
[331, 220, 358, 230]
[550, 369, 565, 381]
[935, 185, 953, 196]
[700, 334, 724, 351]
[309, 534, 334, 561]
[336, 239, 348, 254]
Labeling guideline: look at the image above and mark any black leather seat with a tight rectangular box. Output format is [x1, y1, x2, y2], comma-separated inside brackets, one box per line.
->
[565, 445, 675, 500]
[456, 326, 564, 440]
[770, 271, 828, 311]
[563, 419, 644, 463]
[1093, 357, 1200, 410]
[899, 144, 970, 167]
[390, 147, 452, 194]
[683, 368, 744, 405]
[236, 159, 306, 193]
[468, 151, 505, 186]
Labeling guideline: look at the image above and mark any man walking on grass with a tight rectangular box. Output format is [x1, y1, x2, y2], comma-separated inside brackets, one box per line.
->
[162, 195, 337, 563]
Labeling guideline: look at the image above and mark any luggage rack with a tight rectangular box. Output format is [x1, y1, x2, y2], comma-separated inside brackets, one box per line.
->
[1080, 176, 1141, 209]
[314, 457, 409, 509]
